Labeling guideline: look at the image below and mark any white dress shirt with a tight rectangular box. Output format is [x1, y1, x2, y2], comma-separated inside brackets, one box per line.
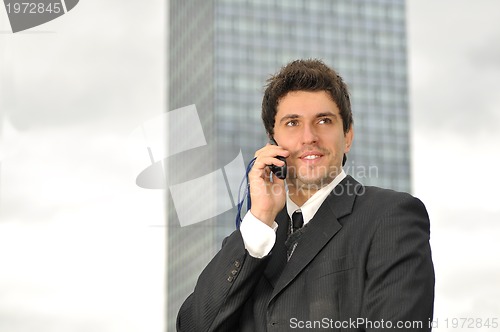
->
[240, 170, 347, 258]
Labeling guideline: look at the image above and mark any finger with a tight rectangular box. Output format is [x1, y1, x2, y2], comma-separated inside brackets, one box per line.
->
[271, 172, 286, 184]
[254, 145, 290, 159]
[252, 156, 286, 170]
[249, 162, 272, 183]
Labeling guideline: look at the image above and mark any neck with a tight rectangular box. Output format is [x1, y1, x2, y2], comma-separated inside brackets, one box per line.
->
[287, 183, 319, 206]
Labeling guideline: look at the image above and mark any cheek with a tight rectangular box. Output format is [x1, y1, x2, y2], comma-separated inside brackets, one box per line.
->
[274, 132, 298, 149]
[325, 133, 346, 152]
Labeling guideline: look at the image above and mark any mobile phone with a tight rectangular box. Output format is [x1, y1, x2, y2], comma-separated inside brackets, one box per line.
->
[269, 138, 287, 180]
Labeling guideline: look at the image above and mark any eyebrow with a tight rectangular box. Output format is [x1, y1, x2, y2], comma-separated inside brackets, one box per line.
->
[316, 112, 337, 118]
[278, 112, 338, 124]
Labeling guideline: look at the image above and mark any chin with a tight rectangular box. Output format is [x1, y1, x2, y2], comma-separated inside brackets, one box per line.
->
[295, 172, 334, 189]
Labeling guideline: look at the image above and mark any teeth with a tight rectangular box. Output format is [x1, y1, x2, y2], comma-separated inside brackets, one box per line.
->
[303, 155, 320, 160]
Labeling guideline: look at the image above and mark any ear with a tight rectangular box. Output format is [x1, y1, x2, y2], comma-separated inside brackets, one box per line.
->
[344, 125, 354, 153]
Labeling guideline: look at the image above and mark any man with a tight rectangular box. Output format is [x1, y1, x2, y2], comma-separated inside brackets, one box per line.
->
[177, 59, 434, 331]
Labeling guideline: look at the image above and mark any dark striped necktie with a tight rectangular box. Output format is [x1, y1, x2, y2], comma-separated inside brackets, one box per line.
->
[291, 210, 304, 233]
[286, 211, 304, 260]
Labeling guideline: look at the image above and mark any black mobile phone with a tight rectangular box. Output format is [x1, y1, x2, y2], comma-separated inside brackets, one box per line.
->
[269, 138, 287, 180]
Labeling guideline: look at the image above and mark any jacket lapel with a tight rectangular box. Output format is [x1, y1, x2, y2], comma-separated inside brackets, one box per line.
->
[263, 209, 289, 287]
[268, 175, 362, 303]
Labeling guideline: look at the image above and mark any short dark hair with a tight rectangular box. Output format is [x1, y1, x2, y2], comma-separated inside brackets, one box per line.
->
[262, 59, 353, 137]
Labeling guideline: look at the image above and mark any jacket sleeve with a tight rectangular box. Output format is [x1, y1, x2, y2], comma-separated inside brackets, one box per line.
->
[176, 229, 270, 332]
[361, 193, 435, 331]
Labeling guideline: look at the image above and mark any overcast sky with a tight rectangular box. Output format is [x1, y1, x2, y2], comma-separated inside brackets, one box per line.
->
[0, 1, 166, 331]
[408, 0, 500, 326]
[1, 1, 499, 331]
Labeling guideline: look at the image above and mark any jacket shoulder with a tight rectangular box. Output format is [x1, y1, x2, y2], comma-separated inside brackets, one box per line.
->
[354, 183, 428, 217]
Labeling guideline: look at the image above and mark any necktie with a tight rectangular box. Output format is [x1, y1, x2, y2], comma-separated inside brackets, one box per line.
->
[286, 211, 304, 260]
[291, 210, 304, 233]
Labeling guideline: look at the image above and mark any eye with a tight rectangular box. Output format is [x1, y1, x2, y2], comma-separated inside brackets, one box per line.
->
[285, 119, 299, 127]
[318, 117, 333, 124]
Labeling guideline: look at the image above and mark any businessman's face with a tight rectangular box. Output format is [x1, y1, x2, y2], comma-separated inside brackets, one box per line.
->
[273, 90, 353, 191]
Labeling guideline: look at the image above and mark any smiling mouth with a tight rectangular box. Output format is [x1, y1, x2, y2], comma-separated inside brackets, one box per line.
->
[302, 155, 321, 160]
[299, 153, 325, 164]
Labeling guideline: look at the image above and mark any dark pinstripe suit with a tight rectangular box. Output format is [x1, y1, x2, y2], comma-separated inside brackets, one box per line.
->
[177, 176, 435, 331]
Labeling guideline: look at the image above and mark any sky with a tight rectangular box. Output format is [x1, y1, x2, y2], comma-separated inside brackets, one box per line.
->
[1, 1, 499, 331]
[408, 0, 500, 326]
[0, 1, 166, 331]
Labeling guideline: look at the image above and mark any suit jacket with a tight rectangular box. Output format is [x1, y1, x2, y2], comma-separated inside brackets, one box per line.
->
[177, 176, 435, 331]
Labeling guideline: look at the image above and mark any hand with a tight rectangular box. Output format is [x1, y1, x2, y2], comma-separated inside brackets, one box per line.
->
[249, 144, 290, 227]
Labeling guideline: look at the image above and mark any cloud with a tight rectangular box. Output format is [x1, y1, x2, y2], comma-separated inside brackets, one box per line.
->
[408, 0, 500, 137]
[0, 0, 164, 131]
[408, 0, 500, 324]
[0, 118, 166, 331]
[0, 0, 166, 331]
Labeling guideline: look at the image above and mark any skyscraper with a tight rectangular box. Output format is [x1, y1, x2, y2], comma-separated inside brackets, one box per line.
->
[168, 0, 410, 329]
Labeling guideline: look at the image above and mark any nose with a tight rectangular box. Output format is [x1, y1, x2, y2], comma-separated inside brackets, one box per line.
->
[302, 123, 318, 145]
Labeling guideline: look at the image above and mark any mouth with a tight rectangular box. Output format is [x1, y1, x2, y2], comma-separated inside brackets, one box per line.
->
[299, 152, 324, 163]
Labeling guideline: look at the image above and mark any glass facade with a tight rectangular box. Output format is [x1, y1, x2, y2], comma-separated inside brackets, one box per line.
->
[168, 0, 410, 329]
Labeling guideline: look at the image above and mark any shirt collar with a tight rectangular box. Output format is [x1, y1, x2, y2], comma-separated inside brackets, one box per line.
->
[286, 170, 346, 226]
